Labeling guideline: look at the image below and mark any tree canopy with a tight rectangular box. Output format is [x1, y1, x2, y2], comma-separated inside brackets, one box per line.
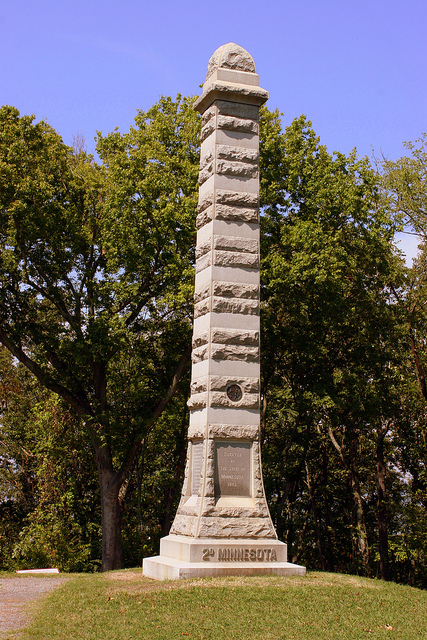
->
[0, 97, 200, 570]
[1, 99, 427, 585]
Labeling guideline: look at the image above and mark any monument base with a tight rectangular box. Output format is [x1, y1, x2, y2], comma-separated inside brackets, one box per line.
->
[142, 534, 306, 581]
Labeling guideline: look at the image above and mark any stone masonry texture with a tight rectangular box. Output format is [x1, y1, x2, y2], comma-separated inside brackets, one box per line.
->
[170, 43, 276, 539]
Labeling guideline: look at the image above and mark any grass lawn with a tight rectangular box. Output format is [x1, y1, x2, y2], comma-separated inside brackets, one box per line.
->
[9, 570, 427, 640]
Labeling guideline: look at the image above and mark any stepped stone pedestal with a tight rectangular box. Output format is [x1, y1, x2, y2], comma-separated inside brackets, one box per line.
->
[143, 43, 305, 581]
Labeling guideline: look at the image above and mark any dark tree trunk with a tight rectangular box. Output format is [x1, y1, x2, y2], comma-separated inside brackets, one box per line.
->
[410, 329, 427, 401]
[350, 463, 370, 574]
[274, 478, 296, 541]
[96, 446, 123, 572]
[376, 425, 390, 581]
[321, 445, 334, 572]
[327, 426, 369, 574]
[305, 463, 326, 571]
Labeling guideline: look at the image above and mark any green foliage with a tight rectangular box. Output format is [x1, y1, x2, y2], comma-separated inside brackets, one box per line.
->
[381, 133, 427, 237]
[0, 98, 200, 570]
[377, 136, 427, 586]
[0, 349, 37, 567]
[259, 113, 410, 578]
[0, 99, 199, 425]
[0, 351, 100, 571]
[119, 391, 189, 565]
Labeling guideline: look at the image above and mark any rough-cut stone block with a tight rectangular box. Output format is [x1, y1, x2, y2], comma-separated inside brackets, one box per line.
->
[201, 119, 216, 142]
[216, 189, 258, 208]
[211, 391, 259, 409]
[216, 159, 258, 180]
[203, 504, 268, 518]
[199, 496, 217, 512]
[204, 480, 215, 497]
[198, 162, 214, 185]
[187, 425, 206, 439]
[192, 345, 209, 364]
[213, 235, 258, 254]
[192, 331, 209, 347]
[170, 515, 197, 537]
[213, 250, 259, 269]
[195, 253, 211, 273]
[207, 424, 259, 440]
[188, 393, 208, 409]
[200, 147, 215, 169]
[196, 206, 214, 229]
[217, 144, 258, 163]
[211, 297, 259, 315]
[216, 100, 259, 121]
[208, 319, 260, 340]
[217, 115, 259, 135]
[212, 281, 259, 299]
[197, 517, 276, 538]
[198, 192, 214, 213]
[188, 424, 259, 440]
[210, 343, 259, 362]
[194, 299, 211, 318]
[209, 376, 259, 393]
[215, 203, 259, 224]
[194, 283, 210, 304]
[202, 105, 216, 126]
[195, 239, 211, 260]
[190, 378, 208, 394]
[210, 328, 259, 346]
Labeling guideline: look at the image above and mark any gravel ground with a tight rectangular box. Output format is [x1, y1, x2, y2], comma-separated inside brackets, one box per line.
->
[0, 576, 68, 638]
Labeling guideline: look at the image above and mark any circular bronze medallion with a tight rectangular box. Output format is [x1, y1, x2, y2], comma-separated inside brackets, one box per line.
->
[226, 384, 243, 402]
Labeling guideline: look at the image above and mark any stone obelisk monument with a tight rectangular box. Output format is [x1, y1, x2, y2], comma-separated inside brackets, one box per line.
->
[143, 43, 305, 580]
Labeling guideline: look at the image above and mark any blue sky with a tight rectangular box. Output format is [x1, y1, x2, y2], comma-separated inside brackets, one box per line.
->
[2, 0, 426, 261]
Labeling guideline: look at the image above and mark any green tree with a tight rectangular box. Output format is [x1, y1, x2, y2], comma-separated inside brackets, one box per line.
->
[0, 97, 200, 570]
[381, 134, 427, 238]
[259, 113, 406, 577]
[380, 136, 427, 585]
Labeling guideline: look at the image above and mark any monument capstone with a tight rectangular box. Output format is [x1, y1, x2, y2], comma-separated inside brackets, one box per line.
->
[143, 43, 306, 580]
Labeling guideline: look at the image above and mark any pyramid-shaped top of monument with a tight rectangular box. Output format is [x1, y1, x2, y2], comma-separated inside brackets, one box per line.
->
[206, 43, 256, 80]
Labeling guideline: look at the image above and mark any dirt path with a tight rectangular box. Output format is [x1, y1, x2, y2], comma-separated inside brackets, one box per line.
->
[0, 576, 68, 638]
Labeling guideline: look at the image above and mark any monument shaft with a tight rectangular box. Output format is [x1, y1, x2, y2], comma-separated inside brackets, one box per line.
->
[170, 49, 274, 540]
[143, 44, 305, 579]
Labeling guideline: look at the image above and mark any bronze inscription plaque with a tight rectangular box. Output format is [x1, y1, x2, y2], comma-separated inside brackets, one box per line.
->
[214, 441, 251, 497]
